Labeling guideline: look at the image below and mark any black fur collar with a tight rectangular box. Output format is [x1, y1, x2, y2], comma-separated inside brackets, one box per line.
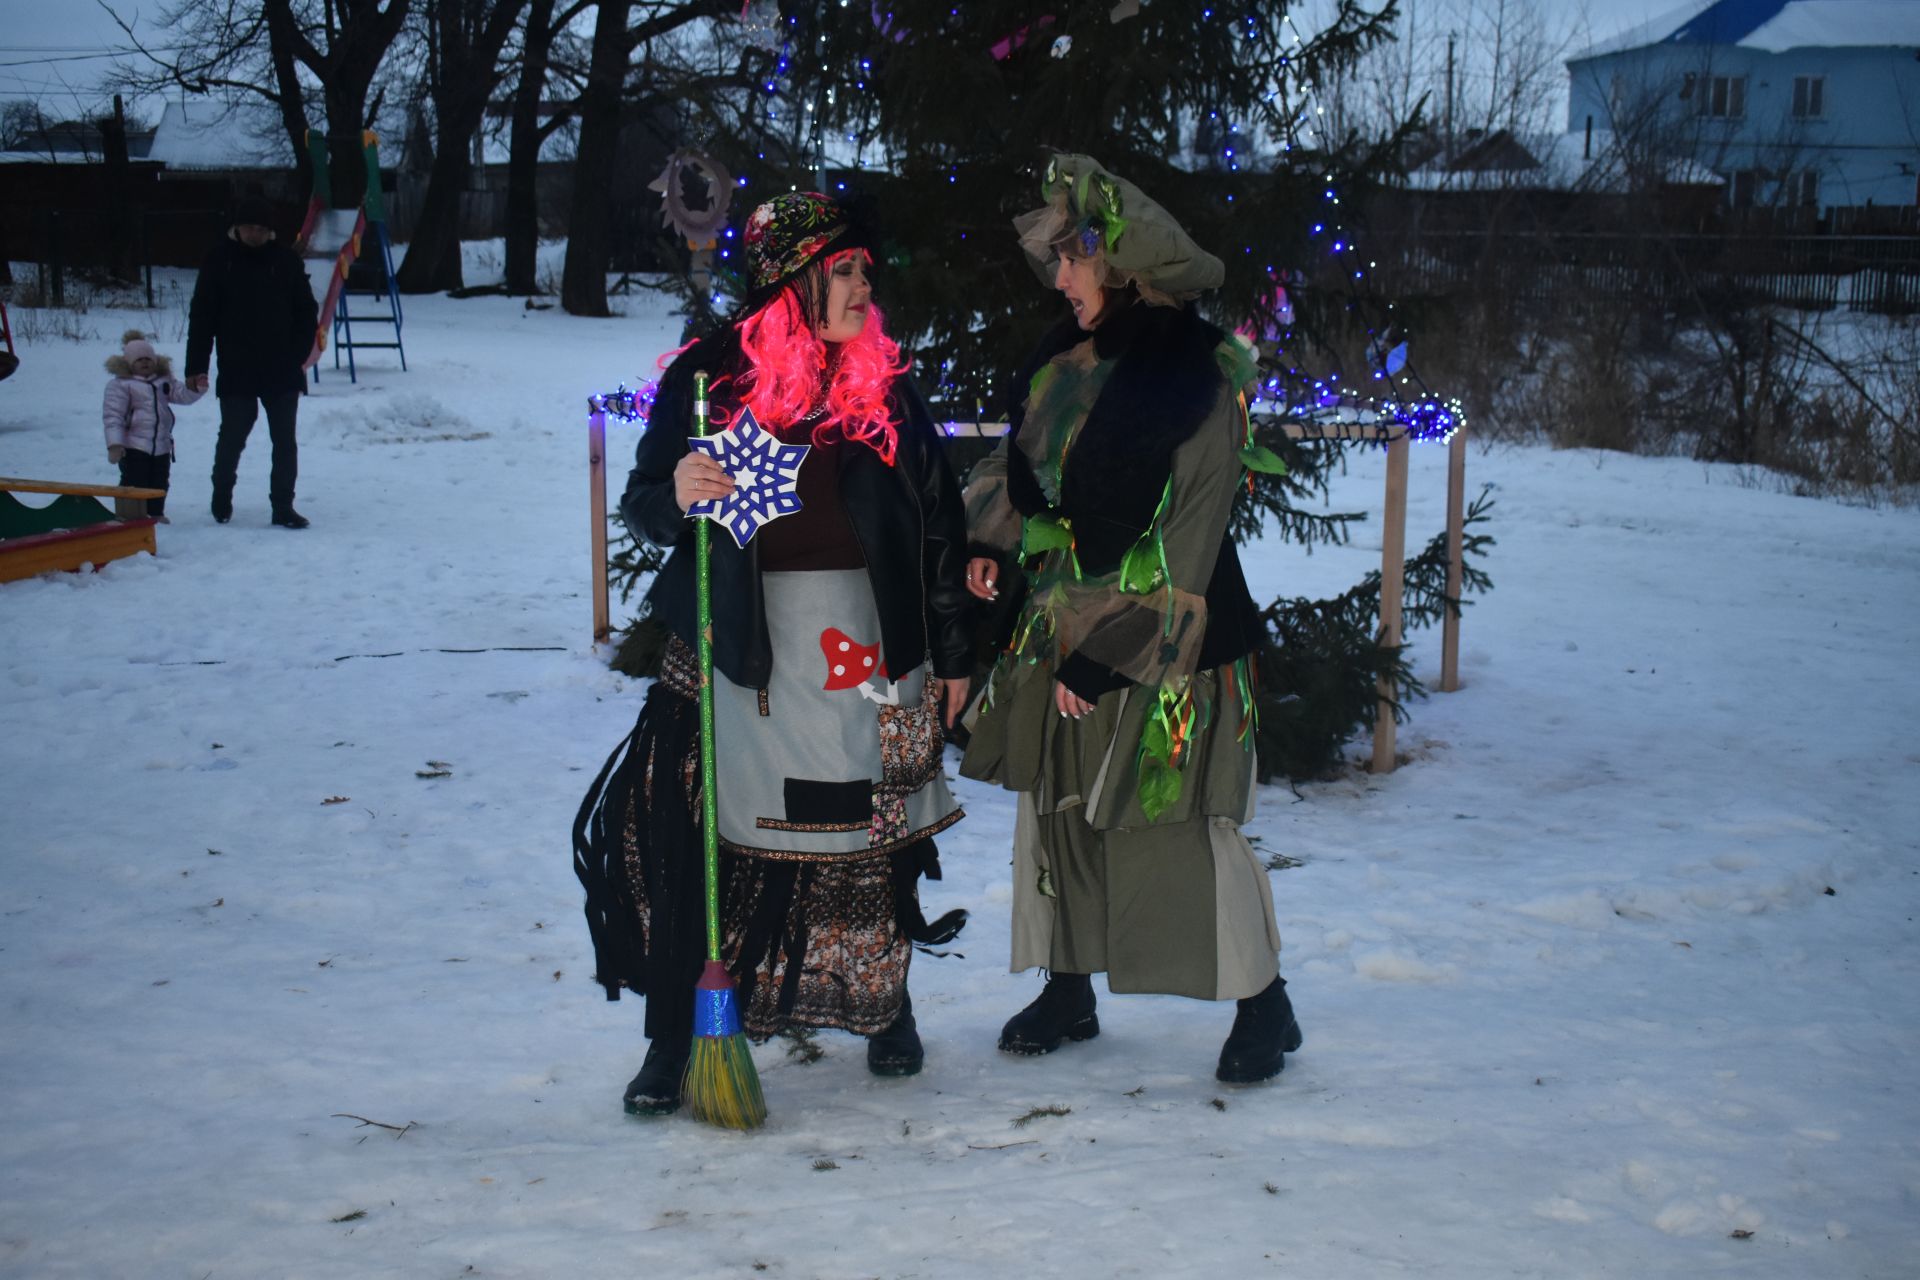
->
[1006, 299, 1227, 572]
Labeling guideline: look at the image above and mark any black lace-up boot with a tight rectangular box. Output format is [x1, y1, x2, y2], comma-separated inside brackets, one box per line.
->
[867, 990, 925, 1077]
[623, 1034, 691, 1115]
[997, 972, 1099, 1055]
[1215, 976, 1302, 1084]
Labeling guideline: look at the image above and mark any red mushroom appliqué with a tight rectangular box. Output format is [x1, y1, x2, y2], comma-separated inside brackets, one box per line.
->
[820, 627, 900, 705]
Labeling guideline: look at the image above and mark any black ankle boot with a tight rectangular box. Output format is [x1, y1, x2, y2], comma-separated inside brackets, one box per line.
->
[1215, 976, 1303, 1084]
[867, 991, 925, 1077]
[211, 492, 232, 524]
[623, 1035, 691, 1115]
[998, 972, 1099, 1055]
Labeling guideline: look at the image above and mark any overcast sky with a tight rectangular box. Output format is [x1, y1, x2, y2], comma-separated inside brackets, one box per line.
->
[0, 0, 1693, 124]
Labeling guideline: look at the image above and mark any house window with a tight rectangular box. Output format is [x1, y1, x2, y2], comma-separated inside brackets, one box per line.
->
[1730, 169, 1758, 208]
[1792, 76, 1825, 118]
[1793, 170, 1820, 208]
[1697, 75, 1747, 119]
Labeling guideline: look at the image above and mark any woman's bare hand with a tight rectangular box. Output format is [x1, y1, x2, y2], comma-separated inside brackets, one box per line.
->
[965, 556, 1000, 602]
[940, 675, 972, 729]
[1053, 681, 1094, 719]
[673, 450, 735, 511]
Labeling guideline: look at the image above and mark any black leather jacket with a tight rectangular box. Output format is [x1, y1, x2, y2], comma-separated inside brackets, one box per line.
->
[620, 337, 972, 690]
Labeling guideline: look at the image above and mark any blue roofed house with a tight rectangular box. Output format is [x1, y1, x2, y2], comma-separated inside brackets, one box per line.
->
[1565, 0, 1920, 213]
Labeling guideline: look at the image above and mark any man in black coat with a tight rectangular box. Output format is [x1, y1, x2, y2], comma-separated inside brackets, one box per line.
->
[186, 196, 320, 528]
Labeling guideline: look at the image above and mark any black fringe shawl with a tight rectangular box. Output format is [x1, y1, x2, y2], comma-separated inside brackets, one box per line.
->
[572, 680, 706, 1041]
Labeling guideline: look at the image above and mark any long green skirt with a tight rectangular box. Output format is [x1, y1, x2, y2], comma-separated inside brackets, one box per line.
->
[962, 659, 1280, 1000]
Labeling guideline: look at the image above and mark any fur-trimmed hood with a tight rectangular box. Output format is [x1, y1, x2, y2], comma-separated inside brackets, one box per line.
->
[103, 354, 204, 452]
[105, 352, 177, 378]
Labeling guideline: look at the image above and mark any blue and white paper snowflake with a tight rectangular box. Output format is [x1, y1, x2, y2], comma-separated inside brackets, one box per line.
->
[686, 407, 810, 548]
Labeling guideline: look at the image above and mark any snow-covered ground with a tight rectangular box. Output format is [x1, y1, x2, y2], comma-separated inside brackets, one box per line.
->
[3, 253, 1918, 1279]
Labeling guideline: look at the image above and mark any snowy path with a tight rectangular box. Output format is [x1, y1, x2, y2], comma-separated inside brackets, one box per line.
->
[2, 271, 1917, 1278]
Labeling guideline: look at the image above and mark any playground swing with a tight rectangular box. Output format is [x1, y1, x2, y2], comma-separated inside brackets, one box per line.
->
[295, 131, 406, 385]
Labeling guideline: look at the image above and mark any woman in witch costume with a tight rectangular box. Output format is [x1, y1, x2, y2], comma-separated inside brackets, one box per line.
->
[575, 192, 973, 1114]
[959, 154, 1302, 1084]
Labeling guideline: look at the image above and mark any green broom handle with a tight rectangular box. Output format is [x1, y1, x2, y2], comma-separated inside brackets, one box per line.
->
[693, 372, 722, 963]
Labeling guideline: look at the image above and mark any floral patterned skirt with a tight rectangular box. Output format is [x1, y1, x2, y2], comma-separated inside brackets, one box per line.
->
[574, 569, 964, 1043]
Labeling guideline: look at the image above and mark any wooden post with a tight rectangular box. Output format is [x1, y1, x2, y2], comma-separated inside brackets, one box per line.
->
[1373, 430, 1410, 774]
[1440, 424, 1467, 693]
[588, 400, 610, 643]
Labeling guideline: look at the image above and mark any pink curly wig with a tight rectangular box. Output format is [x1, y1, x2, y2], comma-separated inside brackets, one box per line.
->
[710, 249, 909, 465]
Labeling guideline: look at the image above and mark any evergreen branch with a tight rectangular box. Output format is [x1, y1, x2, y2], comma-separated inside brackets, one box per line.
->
[1251, 487, 1494, 780]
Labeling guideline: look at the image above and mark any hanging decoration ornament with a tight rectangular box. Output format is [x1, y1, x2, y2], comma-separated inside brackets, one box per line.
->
[1050, 34, 1073, 57]
[990, 15, 1056, 60]
[735, 0, 783, 49]
[647, 150, 736, 293]
[647, 149, 735, 245]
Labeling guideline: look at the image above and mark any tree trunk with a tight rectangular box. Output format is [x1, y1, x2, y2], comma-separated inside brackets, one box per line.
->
[297, 0, 416, 210]
[324, 83, 371, 210]
[264, 0, 314, 198]
[504, 0, 557, 295]
[560, 0, 632, 317]
[394, 134, 472, 292]
[394, 0, 529, 293]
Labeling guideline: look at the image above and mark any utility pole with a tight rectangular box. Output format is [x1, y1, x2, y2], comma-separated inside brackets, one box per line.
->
[103, 94, 135, 284]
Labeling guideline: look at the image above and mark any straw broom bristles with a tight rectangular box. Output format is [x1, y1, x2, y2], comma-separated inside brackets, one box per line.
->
[683, 960, 767, 1130]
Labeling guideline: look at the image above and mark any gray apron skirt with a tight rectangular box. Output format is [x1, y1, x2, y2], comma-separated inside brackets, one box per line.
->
[713, 568, 961, 859]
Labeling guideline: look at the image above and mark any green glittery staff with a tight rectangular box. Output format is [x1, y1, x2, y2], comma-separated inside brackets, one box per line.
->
[681, 369, 768, 1130]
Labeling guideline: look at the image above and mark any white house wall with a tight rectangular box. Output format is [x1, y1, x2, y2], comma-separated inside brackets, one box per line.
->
[1566, 42, 1920, 208]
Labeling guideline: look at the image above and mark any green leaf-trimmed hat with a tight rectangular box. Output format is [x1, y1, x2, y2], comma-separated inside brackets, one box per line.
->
[1014, 153, 1224, 302]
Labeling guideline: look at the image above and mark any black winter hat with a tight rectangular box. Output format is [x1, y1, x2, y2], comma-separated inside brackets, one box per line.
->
[230, 196, 275, 229]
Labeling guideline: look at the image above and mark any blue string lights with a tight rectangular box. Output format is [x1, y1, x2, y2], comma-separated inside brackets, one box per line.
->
[592, 381, 660, 427]
[1221, 9, 1465, 445]
[656, 4, 1461, 444]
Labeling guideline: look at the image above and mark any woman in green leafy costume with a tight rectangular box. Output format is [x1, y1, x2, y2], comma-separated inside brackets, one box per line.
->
[960, 154, 1301, 1084]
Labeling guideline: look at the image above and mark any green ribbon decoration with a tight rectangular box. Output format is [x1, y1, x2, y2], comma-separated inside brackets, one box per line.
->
[1116, 478, 1172, 604]
[1137, 755, 1181, 821]
[1020, 513, 1074, 558]
[1238, 443, 1290, 475]
[1116, 533, 1166, 595]
[1090, 174, 1129, 249]
[1135, 685, 1196, 821]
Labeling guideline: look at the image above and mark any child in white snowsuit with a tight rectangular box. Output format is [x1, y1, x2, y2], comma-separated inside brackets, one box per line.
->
[103, 329, 204, 521]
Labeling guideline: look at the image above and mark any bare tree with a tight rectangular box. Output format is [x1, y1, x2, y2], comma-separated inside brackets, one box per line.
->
[1, 102, 53, 153]
[391, 0, 530, 293]
[559, 0, 730, 318]
[503, 0, 591, 295]
[275, 0, 414, 208]
[109, 0, 413, 208]
[1344, 0, 1572, 154]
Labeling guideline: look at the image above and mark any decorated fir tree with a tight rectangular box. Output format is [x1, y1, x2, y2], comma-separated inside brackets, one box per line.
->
[614, 0, 1492, 778]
